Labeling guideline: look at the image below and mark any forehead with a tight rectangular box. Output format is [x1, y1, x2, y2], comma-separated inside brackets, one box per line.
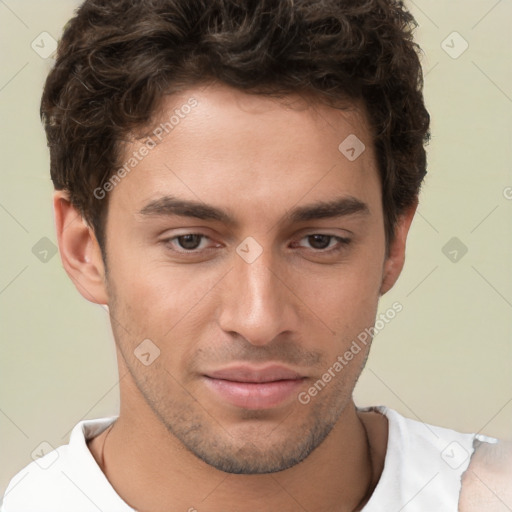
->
[109, 83, 380, 218]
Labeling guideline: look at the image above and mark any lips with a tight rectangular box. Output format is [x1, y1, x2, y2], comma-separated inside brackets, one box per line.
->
[205, 365, 304, 383]
[203, 365, 306, 410]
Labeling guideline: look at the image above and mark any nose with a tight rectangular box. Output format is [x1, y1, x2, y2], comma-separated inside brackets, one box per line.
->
[217, 248, 298, 346]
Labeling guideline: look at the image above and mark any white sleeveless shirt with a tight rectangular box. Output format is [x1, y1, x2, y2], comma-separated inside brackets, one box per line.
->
[1, 406, 497, 511]
[359, 405, 497, 511]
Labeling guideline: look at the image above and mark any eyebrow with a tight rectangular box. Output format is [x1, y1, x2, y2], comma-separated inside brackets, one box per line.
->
[286, 196, 369, 223]
[136, 194, 369, 225]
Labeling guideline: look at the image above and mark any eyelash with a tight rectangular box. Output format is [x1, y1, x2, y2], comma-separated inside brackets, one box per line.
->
[162, 233, 352, 255]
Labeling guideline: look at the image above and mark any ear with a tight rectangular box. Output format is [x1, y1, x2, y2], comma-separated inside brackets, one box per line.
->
[379, 198, 418, 296]
[53, 190, 109, 305]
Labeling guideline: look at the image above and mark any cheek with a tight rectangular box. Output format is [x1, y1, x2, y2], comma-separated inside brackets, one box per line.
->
[295, 256, 383, 348]
[109, 256, 225, 360]
[318, 285, 379, 349]
[107, 229, 193, 319]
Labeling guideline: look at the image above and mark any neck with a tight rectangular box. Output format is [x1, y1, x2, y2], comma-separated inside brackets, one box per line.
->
[89, 392, 386, 512]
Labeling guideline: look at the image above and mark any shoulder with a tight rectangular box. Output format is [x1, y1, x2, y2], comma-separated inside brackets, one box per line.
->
[2, 416, 121, 512]
[1, 445, 71, 511]
[459, 438, 512, 512]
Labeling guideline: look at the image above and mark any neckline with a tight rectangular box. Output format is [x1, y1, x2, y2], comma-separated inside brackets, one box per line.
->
[355, 405, 393, 510]
[79, 408, 394, 511]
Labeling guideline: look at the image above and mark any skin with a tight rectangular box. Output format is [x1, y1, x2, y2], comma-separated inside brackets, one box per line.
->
[54, 82, 417, 511]
[459, 440, 512, 511]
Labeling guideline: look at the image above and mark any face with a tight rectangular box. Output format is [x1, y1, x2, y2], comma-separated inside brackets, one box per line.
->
[101, 83, 391, 474]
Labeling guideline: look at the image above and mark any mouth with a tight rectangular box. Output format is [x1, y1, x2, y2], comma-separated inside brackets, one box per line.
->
[202, 365, 307, 410]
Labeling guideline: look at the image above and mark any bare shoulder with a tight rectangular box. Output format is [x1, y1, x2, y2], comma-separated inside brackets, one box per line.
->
[459, 438, 512, 512]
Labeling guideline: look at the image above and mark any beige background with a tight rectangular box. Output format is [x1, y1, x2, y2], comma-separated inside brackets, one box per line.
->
[1, 0, 511, 500]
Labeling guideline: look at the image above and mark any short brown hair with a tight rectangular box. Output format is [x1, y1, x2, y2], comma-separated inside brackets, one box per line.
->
[41, 0, 430, 254]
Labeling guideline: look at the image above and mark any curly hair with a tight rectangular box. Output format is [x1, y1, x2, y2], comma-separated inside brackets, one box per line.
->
[41, 0, 430, 254]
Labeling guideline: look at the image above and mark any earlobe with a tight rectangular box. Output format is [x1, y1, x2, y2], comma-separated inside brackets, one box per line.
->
[379, 199, 418, 296]
[53, 190, 109, 305]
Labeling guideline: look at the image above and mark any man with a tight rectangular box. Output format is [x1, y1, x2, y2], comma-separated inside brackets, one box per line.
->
[2, 0, 510, 510]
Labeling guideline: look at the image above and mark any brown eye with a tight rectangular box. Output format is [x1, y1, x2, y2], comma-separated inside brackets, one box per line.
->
[293, 234, 352, 254]
[176, 234, 203, 250]
[163, 233, 211, 252]
[307, 234, 332, 250]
